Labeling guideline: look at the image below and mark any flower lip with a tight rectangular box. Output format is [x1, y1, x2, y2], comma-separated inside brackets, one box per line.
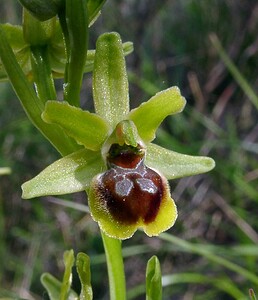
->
[92, 158, 164, 226]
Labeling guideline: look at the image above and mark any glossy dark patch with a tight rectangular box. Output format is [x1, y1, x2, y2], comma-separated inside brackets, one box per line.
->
[96, 160, 164, 225]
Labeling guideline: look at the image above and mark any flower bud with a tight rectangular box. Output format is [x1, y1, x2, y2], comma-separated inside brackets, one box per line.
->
[23, 9, 57, 46]
[19, 0, 63, 21]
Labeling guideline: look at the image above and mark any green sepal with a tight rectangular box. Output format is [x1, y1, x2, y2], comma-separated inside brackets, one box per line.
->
[19, 0, 63, 21]
[93, 32, 130, 127]
[146, 256, 162, 300]
[129, 87, 186, 143]
[76, 253, 93, 300]
[23, 9, 57, 46]
[50, 41, 133, 79]
[42, 101, 110, 151]
[40, 273, 78, 300]
[146, 143, 215, 180]
[21, 149, 105, 199]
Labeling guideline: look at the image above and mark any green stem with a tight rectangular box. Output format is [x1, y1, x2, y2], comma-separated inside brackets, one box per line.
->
[58, 8, 70, 58]
[0, 25, 78, 156]
[30, 46, 57, 102]
[59, 0, 88, 106]
[101, 231, 126, 300]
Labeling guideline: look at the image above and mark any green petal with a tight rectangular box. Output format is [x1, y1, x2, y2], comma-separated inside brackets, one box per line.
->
[42, 101, 110, 151]
[22, 149, 105, 199]
[146, 143, 215, 180]
[128, 87, 186, 143]
[93, 32, 130, 128]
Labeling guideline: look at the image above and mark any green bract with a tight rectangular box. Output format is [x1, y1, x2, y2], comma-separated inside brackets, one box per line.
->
[21, 32, 215, 239]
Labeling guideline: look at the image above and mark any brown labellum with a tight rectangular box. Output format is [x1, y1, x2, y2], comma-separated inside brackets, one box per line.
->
[94, 143, 165, 225]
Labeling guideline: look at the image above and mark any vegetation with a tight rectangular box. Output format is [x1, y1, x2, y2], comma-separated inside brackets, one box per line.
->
[0, 0, 258, 299]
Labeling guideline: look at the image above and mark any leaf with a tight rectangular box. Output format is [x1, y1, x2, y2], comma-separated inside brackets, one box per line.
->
[128, 87, 186, 143]
[60, 250, 75, 300]
[93, 32, 130, 128]
[76, 253, 93, 300]
[40, 250, 77, 300]
[40, 273, 78, 300]
[42, 101, 110, 151]
[146, 256, 162, 300]
[21, 148, 105, 199]
[146, 143, 215, 180]
[41, 273, 62, 300]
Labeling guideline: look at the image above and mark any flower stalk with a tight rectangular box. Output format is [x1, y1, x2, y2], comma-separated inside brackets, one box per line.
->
[101, 232, 126, 300]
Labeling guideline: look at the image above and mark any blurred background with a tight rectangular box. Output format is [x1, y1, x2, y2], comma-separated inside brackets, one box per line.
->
[0, 0, 258, 299]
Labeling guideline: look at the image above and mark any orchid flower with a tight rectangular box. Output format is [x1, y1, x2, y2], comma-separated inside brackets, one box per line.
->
[22, 32, 215, 239]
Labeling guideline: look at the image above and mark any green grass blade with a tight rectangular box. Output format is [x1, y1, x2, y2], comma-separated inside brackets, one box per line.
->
[160, 233, 258, 285]
[210, 33, 258, 110]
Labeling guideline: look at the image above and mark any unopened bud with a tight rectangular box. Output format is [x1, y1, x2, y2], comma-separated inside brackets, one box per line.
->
[19, 0, 63, 21]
